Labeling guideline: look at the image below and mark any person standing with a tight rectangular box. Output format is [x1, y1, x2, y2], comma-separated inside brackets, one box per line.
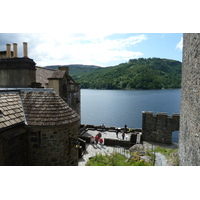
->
[116, 128, 119, 138]
[99, 137, 104, 147]
[101, 123, 105, 132]
[122, 131, 125, 140]
[90, 136, 95, 145]
[95, 135, 99, 145]
[124, 124, 127, 133]
[97, 132, 102, 138]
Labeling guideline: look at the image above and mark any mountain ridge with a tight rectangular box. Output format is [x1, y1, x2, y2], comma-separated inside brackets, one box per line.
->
[44, 58, 182, 90]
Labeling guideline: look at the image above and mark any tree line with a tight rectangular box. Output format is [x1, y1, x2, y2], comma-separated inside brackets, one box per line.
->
[72, 58, 182, 90]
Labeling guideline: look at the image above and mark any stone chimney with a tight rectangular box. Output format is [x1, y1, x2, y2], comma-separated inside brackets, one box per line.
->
[0, 42, 36, 87]
[13, 43, 18, 57]
[23, 42, 28, 57]
[58, 66, 69, 74]
[6, 44, 11, 58]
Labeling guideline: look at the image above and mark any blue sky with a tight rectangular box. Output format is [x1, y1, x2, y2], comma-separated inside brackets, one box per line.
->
[103, 33, 183, 66]
[0, 33, 183, 67]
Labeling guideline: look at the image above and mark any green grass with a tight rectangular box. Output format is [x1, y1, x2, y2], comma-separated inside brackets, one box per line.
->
[85, 146, 179, 166]
[156, 146, 177, 156]
[86, 152, 152, 166]
[155, 146, 179, 165]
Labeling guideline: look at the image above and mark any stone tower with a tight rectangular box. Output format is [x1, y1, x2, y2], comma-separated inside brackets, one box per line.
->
[179, 33, 200, 165]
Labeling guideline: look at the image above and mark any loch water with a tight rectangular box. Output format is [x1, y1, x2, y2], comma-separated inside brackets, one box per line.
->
[81, 89, 181, 142]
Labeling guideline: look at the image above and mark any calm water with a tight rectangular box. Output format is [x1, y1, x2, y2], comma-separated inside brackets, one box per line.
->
[81, 89, 181, 142]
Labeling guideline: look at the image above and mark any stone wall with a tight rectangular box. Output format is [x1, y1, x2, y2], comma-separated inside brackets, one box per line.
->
[142, 111, 180, 144]
[0, 125, 29, 166]
[0, 58, 36, 87]
[179, 33, 200, 166]
[80, 135, 131, 148]
[27, 122, 79, 166]
[47, 69, 80, 115]
[0, 122, 79, 166]
[48, 79, 60, 95]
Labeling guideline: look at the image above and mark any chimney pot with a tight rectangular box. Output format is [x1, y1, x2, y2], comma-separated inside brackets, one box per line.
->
[13, 43, 18, 57]
[23, 42, 28, 57]
[6, 44, 11, 58]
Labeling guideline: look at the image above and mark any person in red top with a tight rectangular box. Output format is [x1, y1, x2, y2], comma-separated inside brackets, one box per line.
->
[95, 135, 99, 145]
[122, 131, 125, 140]
[99, 137, 103, 147]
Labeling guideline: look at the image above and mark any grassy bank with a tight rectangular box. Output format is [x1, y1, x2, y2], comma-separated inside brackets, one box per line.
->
[155, 146, 179, 166]
[85, 144, 179, 166]
[86, 152, 152, 166]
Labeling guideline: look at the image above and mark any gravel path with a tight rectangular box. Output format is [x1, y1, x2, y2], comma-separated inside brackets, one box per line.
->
[155, 152, 167, 166]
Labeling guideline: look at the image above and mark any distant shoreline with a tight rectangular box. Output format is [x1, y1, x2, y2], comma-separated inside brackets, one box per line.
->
[80, 87, 181, 90]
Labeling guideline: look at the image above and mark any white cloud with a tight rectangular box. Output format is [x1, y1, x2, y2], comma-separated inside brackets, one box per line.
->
[27, 33, 147, 66]
[176, 37, 183, 51]
[0, 33, 147, 67]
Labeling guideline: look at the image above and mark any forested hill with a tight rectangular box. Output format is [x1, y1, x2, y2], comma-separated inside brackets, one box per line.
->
[45, 64, 101, 78]
[44, 58, 182, 90]
[75, 58, 182, 89]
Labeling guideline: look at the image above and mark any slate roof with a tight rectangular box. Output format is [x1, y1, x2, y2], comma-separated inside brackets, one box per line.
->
[21, 91, 80, 126]
[36, 66, 55, 87]
[0, 92, 25, 130]
[48, 70, 66, 79]
[0, 89, 80, 129]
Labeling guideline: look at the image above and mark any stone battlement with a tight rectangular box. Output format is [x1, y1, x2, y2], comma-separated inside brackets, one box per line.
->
[142, 111, 180, 144]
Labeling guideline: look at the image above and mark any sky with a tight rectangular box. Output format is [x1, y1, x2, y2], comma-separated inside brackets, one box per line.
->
[0, 33, 183, 67]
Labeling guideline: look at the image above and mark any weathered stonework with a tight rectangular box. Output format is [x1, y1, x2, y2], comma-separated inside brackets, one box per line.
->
[0, 58, 36, 87]
[0, 125, 29, 166]
[179, 33, 200, 166]
[21, 90, 80, 166]
[48, 67, 80, 115]
[27, 122, 79, 166]
[142, 111, 180, 144]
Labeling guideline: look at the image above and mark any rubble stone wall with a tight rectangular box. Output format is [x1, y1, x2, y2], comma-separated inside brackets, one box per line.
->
[27, 122, 79, 166]
[0, 126, 29, 166]
[179, 33, 200, 166]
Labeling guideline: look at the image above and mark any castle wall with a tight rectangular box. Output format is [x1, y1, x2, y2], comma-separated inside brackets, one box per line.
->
[142, 111, 180, 144]
[179, 33, 200, 166]
[27, 122, 79, 166]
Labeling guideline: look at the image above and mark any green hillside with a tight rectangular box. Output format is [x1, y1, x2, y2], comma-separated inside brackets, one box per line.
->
[76, 58, 182, 89]
[45, 64, 101, 78]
